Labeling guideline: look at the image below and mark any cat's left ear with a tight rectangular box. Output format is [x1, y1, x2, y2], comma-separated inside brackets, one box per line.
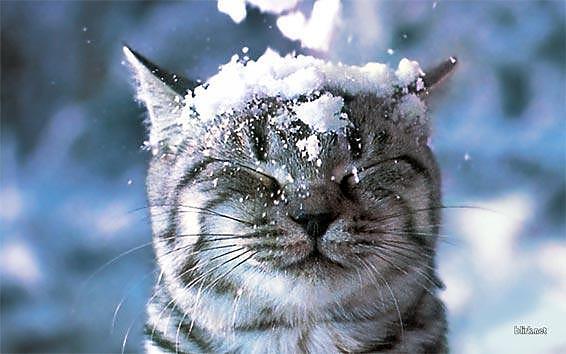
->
[123, 45, 197, 154]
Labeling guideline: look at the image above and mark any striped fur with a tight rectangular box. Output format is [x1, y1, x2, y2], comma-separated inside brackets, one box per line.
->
[126, 53, 448, 353]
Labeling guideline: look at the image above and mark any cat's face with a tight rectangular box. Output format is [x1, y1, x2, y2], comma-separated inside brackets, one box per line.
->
[175, 93, 437, 276]
[125, 47, 453, 305]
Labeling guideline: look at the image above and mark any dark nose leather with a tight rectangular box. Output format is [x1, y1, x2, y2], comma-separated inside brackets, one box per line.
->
[290, 212, 337, 239]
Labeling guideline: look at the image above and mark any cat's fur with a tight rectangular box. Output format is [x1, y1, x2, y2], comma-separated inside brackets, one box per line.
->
[124, 47, 456, 354]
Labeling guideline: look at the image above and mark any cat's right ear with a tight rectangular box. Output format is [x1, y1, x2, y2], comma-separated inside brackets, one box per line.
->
[415, 56, 458, 96]
[123, 45, 197, 154]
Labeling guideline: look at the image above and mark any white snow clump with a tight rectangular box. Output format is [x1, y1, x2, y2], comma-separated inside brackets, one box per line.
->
[292, 93, 347, 133]
[182, 48, 426, 131]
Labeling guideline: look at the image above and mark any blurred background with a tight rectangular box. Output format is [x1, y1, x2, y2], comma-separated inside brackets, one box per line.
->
[1, 1, 564, 353]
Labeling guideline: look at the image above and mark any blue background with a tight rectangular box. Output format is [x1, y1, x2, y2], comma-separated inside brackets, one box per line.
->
[1, 1, 564, 353]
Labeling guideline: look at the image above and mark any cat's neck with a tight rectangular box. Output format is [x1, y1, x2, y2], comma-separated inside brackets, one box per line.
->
[146, 276, 446, 353]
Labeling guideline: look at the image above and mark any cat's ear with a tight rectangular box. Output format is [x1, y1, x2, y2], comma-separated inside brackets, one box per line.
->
[412, 56, 458, 95]
[123, 45, 197, 154]
[394, 57, 457, 143]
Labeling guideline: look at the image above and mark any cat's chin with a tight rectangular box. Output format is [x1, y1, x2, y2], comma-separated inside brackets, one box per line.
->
[279, 250, 346, 277]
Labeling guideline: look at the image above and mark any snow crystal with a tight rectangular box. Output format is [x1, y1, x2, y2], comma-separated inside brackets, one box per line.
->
[296, 135, 321, 161]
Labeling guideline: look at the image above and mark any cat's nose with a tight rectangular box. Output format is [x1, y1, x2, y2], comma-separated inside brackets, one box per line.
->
[290, 212, 337, 239]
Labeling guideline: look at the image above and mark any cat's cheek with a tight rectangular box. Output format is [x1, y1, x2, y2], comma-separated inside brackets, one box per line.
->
[319, 223, 355, 263]
[149, 205, 170, 239]
[176, 188, 210, 248]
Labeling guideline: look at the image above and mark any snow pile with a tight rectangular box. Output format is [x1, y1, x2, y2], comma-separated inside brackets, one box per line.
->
[217, 0, 341, 51]
[183, 48, 426, 133]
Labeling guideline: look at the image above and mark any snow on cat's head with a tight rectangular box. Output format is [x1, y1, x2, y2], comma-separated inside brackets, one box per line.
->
[184, 48, 427, 127]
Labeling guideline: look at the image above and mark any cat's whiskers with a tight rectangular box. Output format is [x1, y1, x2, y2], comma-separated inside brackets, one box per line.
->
[176, 207, 255, 227]
[384, 229, 458, 246]
[151, 247, 248, 342]
[112, 268, 158, 334]
[74, 239, 154, 314]
[378, 243, 436, 270]
[142, 202, 256, 227]
[357, 238, 439, 275]
[375, 204, 496, 224]
[85, 233, 251, 285]
[150, 249, 239, 339]
[376, 247, 439, 292]
[119, 269, 170, 354]
[360, 243, 434, 291]
[188, 232, 269, 244]
[174, 250, 257, 352]
[158, 242, 241, 259]
[357, 227, 455, 248]
[357, 257, 406, 349]
[173, 249, 255, 353]
[230, 286, 246, 334]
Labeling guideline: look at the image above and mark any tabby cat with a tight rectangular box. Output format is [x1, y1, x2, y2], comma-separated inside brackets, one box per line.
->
[124, 46, 456, 354]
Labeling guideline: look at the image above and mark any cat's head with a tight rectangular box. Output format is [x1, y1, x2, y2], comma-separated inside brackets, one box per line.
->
[125, 47, 455, 305]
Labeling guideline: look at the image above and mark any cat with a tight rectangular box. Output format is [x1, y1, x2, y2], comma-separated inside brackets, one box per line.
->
[124, 45, 456, 354]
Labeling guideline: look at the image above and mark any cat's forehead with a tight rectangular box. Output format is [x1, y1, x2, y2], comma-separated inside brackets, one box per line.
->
[202, 87, 420, 145]
[203, 92, 348, 156]
[221, 90, 350, 139]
